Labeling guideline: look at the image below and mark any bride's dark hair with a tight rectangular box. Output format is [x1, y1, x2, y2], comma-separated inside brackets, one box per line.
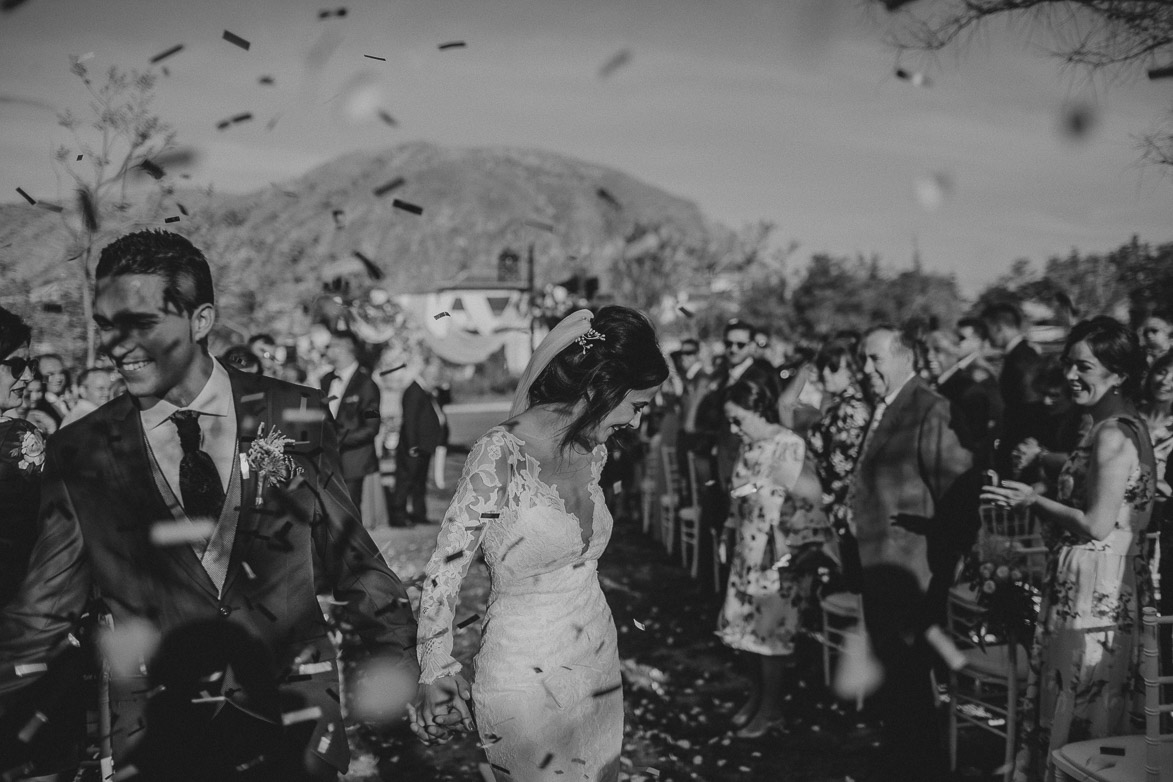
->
[527, 305, 669, 451]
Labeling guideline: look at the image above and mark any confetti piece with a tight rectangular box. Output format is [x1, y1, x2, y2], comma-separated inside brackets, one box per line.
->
[255, 603, 277, 622]
[177, 202, 189, 216]
[282, 408, 327, 423]
[139, 159, 165, 179]
[149, 44, 184, 64]
[1099, 746, 1126, 756]
[15, 186, 35, 205]
[444, 551, 464, 563]
[326, 687, 340, 702]
[222, 30, 251, 50]
[633, 619, 645, 631]
[731, 482, 758, 498]
[599, 48, 632, 79]
[490, 763, 511, 778]
[895, 67, 931, 87]
[258, 75, 275, 85]
[281, 706, 322, 726]
[18, 711, 48, 743]
[76, 154, 82, 161]
[377, 110, 397, 127]
[591, 682, 621, 698]
[1148, 65, 1173, 80]
[266, 115, 280, 131]
[318, 7, 347, 18]
[596, 187, 620, 209]
[612, 480, 622, 494]
[378, 363, 406, 376]
[242, 562, 256, 580]
[372, 176, 404, 197]
[678, 305, 693, 317]
[352, 249, 385, 280]
[190, 694, 226, 704]
[14, 662, 48, 676]
[392, 198, 423, 215]
[433, 311, 450, 320]
[297, 661, 333, 675]
[37, 201, 63, 213]
[480, 512, 500, 519]
[522, 218, 555, 233]
[150, 519, 215, 546]
[364, 54, 386, 61]
[438, 41, 466, 50]
[457, 613, 481, 629]
[164, 216, 180, 223]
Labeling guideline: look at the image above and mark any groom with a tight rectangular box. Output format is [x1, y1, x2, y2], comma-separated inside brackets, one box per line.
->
[27, 230, 418, 779]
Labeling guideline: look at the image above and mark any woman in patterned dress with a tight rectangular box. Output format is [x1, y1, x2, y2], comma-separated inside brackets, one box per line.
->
[806, 339, 871, 591]
[717, 374, 829, 738]
[983, 317, 1154, 782]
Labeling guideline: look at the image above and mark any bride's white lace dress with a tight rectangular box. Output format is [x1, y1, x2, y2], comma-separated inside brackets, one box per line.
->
[417, 426, 622, 781]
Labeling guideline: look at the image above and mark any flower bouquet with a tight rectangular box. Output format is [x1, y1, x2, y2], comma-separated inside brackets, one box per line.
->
[958, 531, 1042, 649]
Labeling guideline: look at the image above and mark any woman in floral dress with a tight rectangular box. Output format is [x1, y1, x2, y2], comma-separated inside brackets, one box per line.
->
[984, 317, 1154, 782]
[806, 339, 871, 591]
[717, 374, 829, 738]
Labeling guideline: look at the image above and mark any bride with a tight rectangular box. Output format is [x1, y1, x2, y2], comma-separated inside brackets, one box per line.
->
[412, 306, 668, 781]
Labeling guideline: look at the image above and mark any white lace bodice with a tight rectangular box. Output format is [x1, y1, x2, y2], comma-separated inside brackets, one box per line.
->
[416, 426, 610, 683]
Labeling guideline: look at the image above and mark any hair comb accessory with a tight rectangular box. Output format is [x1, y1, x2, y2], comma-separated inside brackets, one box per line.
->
[575, 328, 606, 354]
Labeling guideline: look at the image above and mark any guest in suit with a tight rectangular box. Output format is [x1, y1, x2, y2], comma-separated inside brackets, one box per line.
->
[983, 302, 1043, 475]
[924, 325, 1002, 466]
[853, 325, 975, 782]
[391, 359, 448, 527]
[319, 330, 382, 508]
[14, 230, 417, 780]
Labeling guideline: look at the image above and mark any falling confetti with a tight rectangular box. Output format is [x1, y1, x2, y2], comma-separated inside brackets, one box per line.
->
[392, 198, 423, 215]
[895, 67, 931, 87]
[150, 519, 215, 546]
[377, 110, 397, 127]
[372, 177, 405, 197]
[15, 186, 35, 205]
[599, 48, 632, 79]
[678, 305, 694, 317]
[164, 216, 180, 223]
[438, 41, 467, 50]
[379, 364, 406, 376]
[222, 29, 251, 50]
[281, 706, 323, 725]
[433, 311, 450, 320]
[1148, 64, 1173, 80]
[633, 619, 645, 631]
[149, 44, 184, 64]
[363, 54, 386, 61]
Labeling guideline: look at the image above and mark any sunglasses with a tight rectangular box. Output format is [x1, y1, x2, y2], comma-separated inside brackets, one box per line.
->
[0, 357, 31, 378]
[725, 340, 749, 349]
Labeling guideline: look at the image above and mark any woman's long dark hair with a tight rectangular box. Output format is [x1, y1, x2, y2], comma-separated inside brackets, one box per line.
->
[0, 306, 32, 361]
[1065, 316, 1147, 402]
[527, 306, 669, 451]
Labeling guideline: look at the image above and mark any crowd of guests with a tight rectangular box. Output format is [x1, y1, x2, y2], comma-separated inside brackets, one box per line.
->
[650, 305, 1173, 781]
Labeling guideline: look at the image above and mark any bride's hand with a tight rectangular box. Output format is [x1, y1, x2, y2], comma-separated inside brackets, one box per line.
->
[411, 675, 475, 744]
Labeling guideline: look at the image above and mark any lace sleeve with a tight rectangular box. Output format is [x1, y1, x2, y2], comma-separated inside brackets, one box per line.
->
[416, 429, 512, 684]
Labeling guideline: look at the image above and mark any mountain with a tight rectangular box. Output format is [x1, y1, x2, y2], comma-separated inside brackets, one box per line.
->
[0, 141, 726, 351]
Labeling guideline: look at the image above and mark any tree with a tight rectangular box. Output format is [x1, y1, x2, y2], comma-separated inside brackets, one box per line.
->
[882, 0, 1173, 166]
[52, 58, 176, 364]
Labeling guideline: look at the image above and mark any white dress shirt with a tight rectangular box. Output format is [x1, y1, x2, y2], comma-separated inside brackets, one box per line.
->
[139, 359, 238, 501]
[328, 360, 359, 419]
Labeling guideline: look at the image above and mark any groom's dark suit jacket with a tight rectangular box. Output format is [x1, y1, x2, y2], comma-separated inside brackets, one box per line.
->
[10, 366, 417, 773]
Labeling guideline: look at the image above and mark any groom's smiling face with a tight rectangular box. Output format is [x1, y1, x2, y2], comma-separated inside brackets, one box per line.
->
[94, 273, 213, 405]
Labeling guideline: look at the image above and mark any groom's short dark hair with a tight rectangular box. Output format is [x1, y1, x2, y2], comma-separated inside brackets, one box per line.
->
[96, 230, 215, 316]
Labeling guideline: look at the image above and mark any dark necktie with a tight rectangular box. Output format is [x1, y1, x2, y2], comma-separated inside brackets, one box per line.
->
[171, 410, 225, 520]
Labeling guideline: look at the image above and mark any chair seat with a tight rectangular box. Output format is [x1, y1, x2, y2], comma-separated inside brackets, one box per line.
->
[678, 507, 700, 522]
[949, 583, 982, 611]
[1052, 735, 1173, 782]
[820, 591, 862, 617]
[961, 643, 1028, 682]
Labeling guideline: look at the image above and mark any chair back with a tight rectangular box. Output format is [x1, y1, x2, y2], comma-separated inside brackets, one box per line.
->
[662, 448, 684, 501]
[1141, 607, 1173, 782]
[684, 452, 701, 511]
[979, 503, 1038, 548]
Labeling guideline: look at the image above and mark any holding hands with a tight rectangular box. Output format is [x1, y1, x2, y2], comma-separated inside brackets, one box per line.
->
[410, 674, 476, 745]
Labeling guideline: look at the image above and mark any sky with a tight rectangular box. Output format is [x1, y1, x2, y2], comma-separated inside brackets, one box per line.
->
[1, 0, 1170, 296]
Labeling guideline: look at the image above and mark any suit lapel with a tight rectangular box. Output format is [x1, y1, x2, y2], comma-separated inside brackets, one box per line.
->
[862, 378, 920, 464]
[222, 369, 266, 596]
[108, 398, 219, 598]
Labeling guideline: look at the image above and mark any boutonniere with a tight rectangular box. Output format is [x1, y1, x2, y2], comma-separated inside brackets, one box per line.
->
[13, 427, 46, 476]
[244, 424, 304, 506]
